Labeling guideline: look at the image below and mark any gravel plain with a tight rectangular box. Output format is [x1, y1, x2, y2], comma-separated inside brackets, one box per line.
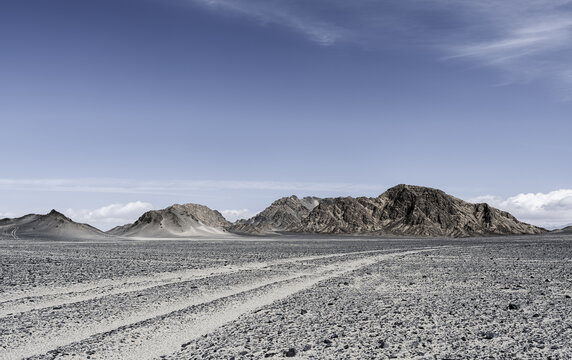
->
[1, 235, 570, 359]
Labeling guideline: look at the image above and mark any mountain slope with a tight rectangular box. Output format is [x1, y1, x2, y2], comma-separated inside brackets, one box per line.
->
[107, 203, 231, 238]
[295, 185, 546, 237]
[552, 225, 572, 234]
[0, 210, 108, 240]
[229, 196, 320, 234]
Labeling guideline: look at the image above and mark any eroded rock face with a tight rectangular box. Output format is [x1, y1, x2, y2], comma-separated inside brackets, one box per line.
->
[295, 185, 546, 237]
[108, 203, 231, 238]
[229, 196, 321, 234]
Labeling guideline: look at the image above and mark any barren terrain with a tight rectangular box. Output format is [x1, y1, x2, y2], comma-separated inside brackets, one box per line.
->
[1, 235, 570, 359]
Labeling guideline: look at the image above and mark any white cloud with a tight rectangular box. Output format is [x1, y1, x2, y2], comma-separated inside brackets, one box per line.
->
[184, 0, 572, 97]
[472, 189, 572, 229]
[449, 18, 572, 61]
[0, 212, 16, 219]
[65, 201, 153, 227]
[437, 2, 572, 95]
[365, 0, 572, 96]
[189, 0, 345, 45]
[220, 208, 256, 222]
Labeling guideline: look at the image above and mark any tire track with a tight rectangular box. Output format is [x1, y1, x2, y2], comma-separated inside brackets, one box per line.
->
[6, 248, 438, 360]
[0, 249, 396, 317]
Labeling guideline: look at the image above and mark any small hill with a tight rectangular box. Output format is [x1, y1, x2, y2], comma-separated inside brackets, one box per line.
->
[229, 196, 320, 234]
[0, 210, 108, 240]
[552, 225, 572, 234]
[107, 203, 231, 238]
[295, 184, 546, 237]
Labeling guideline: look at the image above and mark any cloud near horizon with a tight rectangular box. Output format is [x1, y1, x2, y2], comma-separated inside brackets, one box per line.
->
[220, 209, 256, 222]
[64, 201, 153, 228]
[0, 178, 381, 195]
[471, 189, 572, 229]
[2, 178, 571, 230]
[0, 212, 17, 219]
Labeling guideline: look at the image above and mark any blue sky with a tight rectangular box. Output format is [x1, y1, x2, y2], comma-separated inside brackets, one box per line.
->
[1, 0, 571, 230]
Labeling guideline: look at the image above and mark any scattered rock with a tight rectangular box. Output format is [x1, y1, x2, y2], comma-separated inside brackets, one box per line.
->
[481, 331, 498, 340]
[283, 348, 296, 357]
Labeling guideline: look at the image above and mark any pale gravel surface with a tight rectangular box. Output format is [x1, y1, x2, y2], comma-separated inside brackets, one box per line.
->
[0, 235, 570, 359]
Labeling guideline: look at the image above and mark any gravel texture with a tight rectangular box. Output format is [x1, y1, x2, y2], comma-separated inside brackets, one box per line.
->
[0, 235, 570, 359]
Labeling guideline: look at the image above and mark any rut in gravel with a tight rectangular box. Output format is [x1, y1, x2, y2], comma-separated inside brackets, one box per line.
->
[2, 248, 438, 359]
[0, 249, 393, 316]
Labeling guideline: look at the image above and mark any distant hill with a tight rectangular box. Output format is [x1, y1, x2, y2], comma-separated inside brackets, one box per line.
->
[1, 184, 548, 240]
[107, 203, 231, 238]
[0, 210, 108, 240]
[229, 195, 320, 234]
[292, 185, 546, 237]
[552, 225, 572, 234]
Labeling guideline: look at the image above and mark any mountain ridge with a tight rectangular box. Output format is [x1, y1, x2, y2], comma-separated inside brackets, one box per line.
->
[229, 195, 321, 234]
[107, 203, 231, 238]
[0, 210, 108, 240]
[552, 225, 572, 234]
[1, 184, 550, 239]
[292, 184, 545, 237]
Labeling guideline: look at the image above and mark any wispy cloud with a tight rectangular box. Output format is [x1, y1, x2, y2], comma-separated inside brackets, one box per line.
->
[472, 189, 572, 229]
[402, 1, 572, 93]
[65, 201, 153, 224]
[446, 8, 572, 89]
[0, 178, 382, 195]
[189, 0, 345, 45]
[184, 0, 572, 96]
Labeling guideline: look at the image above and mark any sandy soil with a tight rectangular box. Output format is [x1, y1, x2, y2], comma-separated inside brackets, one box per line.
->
[0, 235, 570, 359]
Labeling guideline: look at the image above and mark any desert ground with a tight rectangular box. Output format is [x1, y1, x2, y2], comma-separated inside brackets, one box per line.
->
[1, 235, 570, 359]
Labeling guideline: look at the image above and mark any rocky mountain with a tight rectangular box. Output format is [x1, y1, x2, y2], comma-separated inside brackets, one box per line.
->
[107, 203, 231, 238]
[0, 210, 108, 240]
[1, 185, 547, 240]
[294, 185, 546, 237]
[552, 225, 572, 234]
[229, 196, 321, 234]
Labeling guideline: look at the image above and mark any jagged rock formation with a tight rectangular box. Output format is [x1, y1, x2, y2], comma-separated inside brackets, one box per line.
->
[1, 185, 548, 240]
[294, 185, 546, 237]
[107, 203, 231, 238]
[229, 196, 321, 234]
[0, 210, 107, 240]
